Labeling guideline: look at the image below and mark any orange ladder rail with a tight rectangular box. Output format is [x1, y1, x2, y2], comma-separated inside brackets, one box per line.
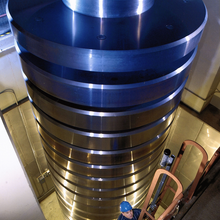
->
[203, 146, 220, 176]
[138, 169, 183, 220]
[164, 140, 208, 201]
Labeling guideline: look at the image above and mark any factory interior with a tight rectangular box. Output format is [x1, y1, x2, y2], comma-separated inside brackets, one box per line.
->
[0, 0, 220, 220]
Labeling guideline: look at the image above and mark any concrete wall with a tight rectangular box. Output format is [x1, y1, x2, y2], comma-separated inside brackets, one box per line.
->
[211, 81, 220, 109]
[0, 110, 45, 220]
[181, 0, 220, 112]
[0, 34, 27, 110]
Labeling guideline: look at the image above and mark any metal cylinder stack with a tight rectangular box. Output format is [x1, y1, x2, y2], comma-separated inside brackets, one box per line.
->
[7, 0, 207, 219]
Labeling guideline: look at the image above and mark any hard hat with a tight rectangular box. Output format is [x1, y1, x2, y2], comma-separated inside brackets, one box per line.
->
[120, 201, 132, 212]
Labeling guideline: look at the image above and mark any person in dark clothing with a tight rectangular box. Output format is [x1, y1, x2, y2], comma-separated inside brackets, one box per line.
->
[117, 201, 141, 220]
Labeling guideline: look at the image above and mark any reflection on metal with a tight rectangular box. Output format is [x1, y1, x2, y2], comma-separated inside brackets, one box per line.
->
[7, 0, 207, 219]
[62, 0, 155, 18]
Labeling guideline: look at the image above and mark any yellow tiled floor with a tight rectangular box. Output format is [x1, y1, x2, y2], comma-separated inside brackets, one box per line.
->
[40, 192, 64, 220]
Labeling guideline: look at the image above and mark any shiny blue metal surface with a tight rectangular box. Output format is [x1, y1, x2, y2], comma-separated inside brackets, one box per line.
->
[21, 48, 196, 107]
[7, 0, 207, 219]
[26, 78, 185, 131]
[9, 0, 207, 72]
[62, 0, 155, 18]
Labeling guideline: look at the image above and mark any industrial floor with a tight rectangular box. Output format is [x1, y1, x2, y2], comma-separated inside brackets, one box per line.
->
[39, 103, 220, 220]
[40, 191, 64, 220]
[175, 155, 220, 220]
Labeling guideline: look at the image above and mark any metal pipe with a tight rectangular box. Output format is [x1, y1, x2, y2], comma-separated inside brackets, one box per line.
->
[0, 13, 7, 18]
[0, 45, 14, 53]
[0, 89, 18, 105]
[149, 155, 175, 213]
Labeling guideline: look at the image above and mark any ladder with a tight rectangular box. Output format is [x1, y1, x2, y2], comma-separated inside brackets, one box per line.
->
[138, 140, 220, 220]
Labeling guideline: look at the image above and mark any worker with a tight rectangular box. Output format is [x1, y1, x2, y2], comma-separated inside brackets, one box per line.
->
[117, 201, 141, 220]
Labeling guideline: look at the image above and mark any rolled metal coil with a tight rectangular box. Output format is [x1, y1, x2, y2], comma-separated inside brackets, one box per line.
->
[7, 0, 207, 219]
